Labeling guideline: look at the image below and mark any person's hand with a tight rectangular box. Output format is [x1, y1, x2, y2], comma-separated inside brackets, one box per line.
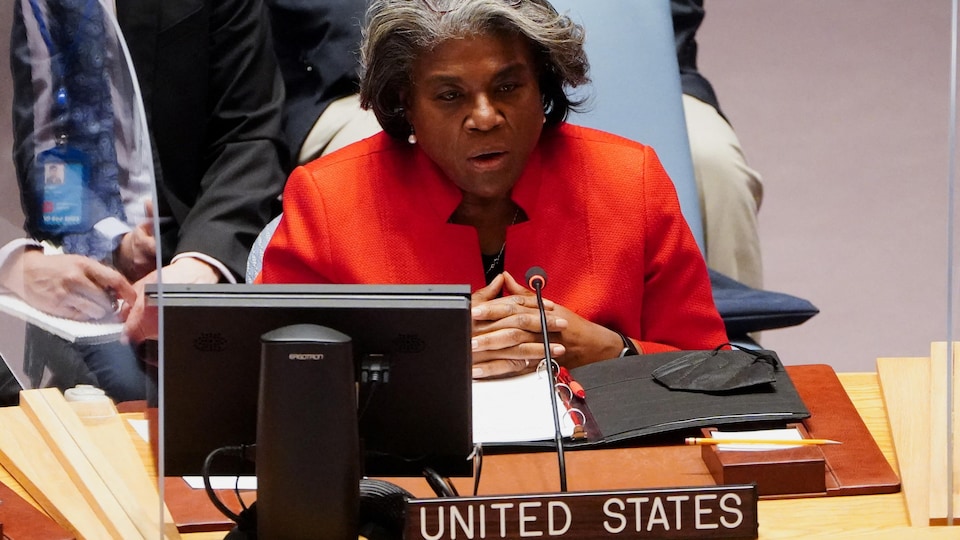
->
[114, 200, 157, 282]
[532, 299, 626, 370]
[470, 271, 568, 379]
[502, 271, 627, 369]
[472, 271, 628, 378]
[0, 248, 136, 321]
[123, 257, 221, 344]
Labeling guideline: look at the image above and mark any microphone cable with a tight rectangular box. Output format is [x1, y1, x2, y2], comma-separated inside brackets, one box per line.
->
[202, 444, 257, 529]
[525, 266, 568, 492]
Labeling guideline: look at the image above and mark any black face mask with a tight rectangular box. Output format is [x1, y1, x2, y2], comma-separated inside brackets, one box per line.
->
[651, 344, 780, 394]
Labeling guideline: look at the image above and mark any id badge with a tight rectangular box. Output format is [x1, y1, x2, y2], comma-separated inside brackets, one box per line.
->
[36, 145, 89, 234]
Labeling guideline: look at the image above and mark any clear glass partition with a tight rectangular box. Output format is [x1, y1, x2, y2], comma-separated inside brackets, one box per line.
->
[697, 0, 959, 528]
[0, 0, 164, 536]
[949, 0, 959, 524]
[0, 0, 157, 407]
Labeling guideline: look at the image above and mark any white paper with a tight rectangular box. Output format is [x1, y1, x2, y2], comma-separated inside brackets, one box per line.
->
[0, 293, 123, 344]
[710, 427, 804, 451]
[128, 418, 150, 442]
[472, 372, 575, 444]
[183, 476, 257, 490]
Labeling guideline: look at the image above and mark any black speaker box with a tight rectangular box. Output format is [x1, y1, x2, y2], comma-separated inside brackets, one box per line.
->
[256, 324, 359, 540]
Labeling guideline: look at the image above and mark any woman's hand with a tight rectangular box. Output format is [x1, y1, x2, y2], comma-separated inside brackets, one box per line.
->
[0, 248, 136, 321]
[500, 271, 625, 369]
[470, 272, 567, 379]
[471, 271, 627, 378]
[532, 301, 627, 370]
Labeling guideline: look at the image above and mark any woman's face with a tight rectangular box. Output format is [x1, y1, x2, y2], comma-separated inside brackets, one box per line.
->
[405, 32, 544, 202]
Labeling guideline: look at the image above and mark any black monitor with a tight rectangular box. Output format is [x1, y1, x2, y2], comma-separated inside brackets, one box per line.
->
[149, 283, 473, 478]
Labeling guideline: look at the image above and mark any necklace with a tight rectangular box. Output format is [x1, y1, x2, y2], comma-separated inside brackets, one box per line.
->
[484, 207, 520, 279]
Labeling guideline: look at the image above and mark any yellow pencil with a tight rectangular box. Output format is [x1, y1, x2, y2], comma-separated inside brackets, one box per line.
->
[684, 437, 841, 446]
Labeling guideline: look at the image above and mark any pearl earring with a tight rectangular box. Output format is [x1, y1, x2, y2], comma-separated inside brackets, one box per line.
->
[407, 132, 417, 145]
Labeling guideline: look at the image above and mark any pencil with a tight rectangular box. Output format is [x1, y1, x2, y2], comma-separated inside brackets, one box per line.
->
[684, 437, 841, 446]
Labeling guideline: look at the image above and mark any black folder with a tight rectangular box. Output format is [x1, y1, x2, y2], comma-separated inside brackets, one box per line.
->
[568, 350, 810, 445]
[492, 350, 810, 449]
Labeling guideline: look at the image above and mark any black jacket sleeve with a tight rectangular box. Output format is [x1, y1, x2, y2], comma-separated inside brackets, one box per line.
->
[120, 0, 289, 280]
[671, 0, 721, 114]
[265, 0, 366, 162]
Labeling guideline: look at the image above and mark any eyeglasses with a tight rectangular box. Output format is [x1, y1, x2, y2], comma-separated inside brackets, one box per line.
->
[420, 0, 522, 15]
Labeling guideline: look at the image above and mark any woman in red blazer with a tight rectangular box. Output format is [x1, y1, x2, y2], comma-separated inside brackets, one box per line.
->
[261, 0, 729, 378]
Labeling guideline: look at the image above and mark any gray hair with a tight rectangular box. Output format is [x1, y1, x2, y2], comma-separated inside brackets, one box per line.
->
[359, 0, 590, 139]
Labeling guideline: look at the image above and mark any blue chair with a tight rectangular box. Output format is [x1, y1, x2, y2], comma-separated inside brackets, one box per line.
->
[554, 0, 704, 252]
[551, 0, 817, 340]
[246, 216, 280, 282]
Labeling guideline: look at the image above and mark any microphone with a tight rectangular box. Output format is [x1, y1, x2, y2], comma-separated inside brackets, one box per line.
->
[525, 266, 568, 492]
[526, 266, 547, 290]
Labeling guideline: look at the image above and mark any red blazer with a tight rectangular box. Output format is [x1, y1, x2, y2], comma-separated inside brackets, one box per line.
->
[261, 123, 728, 353]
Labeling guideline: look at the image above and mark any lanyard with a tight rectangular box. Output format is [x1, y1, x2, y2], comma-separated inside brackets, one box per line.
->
[25, 0, 100, 142]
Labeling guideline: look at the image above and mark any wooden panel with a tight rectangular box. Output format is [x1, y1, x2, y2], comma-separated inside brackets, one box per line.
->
[925, 342, 960, 524]
[69, 400, 181, 539]
[877, 356, 931, 527]
[878, 343, 960, 526]
[19, 389, 146, 539]
[953, 343, 960, 521]
[0, 406, 112, 539]
[929, 343, 949, 522]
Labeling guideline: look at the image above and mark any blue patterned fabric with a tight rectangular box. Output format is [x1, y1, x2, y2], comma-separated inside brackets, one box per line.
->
[46, 0, 126, 260]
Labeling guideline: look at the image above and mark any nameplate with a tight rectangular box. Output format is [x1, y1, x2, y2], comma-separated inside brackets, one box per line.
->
[405, 484, 758, 539]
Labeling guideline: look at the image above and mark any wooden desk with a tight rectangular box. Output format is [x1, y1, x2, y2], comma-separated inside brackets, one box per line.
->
[2, 373, 958, 539]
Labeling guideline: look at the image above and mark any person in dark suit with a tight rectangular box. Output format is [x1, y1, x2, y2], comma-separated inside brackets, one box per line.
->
[265, 0, 381, 166]
[4, 0, 287, 401]
[116, 0, 288, 282]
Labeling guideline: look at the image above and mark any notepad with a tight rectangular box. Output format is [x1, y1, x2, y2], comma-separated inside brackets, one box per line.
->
[0, 293, 123, 344]
[472, 372, 575, 444]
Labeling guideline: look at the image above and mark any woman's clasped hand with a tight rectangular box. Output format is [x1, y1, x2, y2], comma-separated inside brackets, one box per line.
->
[470, 272, 628, 379]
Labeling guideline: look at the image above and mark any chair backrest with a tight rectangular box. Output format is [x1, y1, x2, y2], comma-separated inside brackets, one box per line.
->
[552, 0, 704, 252]
[551, 1, 818, 343]
[246, 214, 281, 282]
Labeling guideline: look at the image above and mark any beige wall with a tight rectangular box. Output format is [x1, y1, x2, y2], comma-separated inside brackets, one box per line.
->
[697, 0, 956, 371]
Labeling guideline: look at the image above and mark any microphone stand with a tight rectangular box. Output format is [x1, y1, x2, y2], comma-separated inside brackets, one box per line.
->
[527, 268, 568, 492]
